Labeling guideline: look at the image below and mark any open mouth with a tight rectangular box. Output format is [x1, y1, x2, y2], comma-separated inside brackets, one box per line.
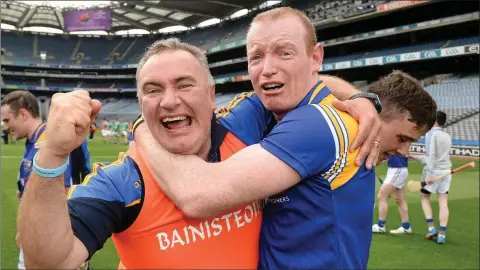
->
[262, 83, 284, 91]
[161, 116, 192, 130]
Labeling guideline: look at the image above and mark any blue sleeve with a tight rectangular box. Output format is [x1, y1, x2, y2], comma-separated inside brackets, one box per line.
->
[216, 92, 274, 145]
[64, 158, 73, 187]
[68, 155, 143, 259]
[259, 104, 338, 179]
[128, 130, 134, 142]
[81, 140, 92, 173]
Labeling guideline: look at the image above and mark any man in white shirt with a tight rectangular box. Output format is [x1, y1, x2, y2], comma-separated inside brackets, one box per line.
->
[413, 111, 452, 244]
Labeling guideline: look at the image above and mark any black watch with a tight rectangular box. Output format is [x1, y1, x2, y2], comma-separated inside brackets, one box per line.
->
[349, 92, 382, 113]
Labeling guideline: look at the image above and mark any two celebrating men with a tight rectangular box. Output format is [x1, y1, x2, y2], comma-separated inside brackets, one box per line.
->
[18, 7, 436, 270]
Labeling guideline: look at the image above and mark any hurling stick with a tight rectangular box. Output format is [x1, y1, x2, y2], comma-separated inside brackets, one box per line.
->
[427, 161, 476, 184]
[407, 162, 475, 192]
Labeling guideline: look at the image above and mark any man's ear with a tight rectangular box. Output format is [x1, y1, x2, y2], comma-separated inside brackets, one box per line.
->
[18, 108, 30, 120]
[210, 84, 216, 110]
[311, 43, 324, 73]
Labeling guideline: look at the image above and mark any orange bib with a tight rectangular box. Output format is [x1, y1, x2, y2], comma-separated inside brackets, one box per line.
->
[112, 132, 262, 269]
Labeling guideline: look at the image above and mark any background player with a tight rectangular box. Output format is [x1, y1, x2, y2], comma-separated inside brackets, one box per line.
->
[113, 118, 121, 144]
[412, 111, 452, 244]
[121, 120, 129, 144]
[373, 154, 411, 234]
[101, 119, 109, 144]
[1, 90, 73, 269]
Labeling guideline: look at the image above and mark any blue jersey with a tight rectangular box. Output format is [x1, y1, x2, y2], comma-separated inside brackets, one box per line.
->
[387, 155, 408, 168]
[18, 122, 72, 197]
[218, 81, 375, 269]
[67, 153, 143, 259]
[128, 130, 134, 142]
[68, 140, 92, 185]
[216, 91, 274, 146]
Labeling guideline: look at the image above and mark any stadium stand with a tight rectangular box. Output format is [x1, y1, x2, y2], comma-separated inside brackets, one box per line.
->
[1, 0, 478, 150]
[424, 75, 479, 145]
[302, 0, 381, 23]
[96, 98, 140, 122]
[3, 30, 477, 68]
[95, 92, 243, 122]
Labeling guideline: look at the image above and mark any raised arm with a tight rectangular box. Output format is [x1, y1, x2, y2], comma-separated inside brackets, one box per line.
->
[18, 91, 101, 269]
[18, 150, 89, 269]
[410, 154, 428, 164]
[136, 104, 340, 218]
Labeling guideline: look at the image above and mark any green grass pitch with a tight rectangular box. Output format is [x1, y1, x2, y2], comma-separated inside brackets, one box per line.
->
[2, 136, 479, 269]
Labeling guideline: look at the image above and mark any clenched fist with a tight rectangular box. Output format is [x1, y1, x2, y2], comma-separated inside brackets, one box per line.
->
[43, 90, 101, 159]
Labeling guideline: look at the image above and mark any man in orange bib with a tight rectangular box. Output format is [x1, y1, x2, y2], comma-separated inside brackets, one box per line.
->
[17, 39, 263, 269]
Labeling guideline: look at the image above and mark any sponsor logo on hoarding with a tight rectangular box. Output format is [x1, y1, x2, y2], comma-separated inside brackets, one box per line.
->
[378, 0, 428, 12]
[443, 47, 463, 56]
[365, 57, 382, 65]
[234, 75, 249, 82]
[384, 55, 400, 63]
[464, 44, 479, 54]
[410, 144, 479, 157]
[323, 64, 334, 70]
[403, 53, 418, 60]
[335, 61, 351, 69]
[352, 60, 365, 67]
[422, 50, 440, 58]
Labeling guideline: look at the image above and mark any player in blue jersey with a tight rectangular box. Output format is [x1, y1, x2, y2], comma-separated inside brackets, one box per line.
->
[372, 154, 412, 234]
[1, 90, 73, 270]
[133, 7, 437, 270]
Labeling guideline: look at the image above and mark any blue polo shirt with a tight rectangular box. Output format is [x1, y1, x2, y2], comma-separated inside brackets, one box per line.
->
[217, 81, 375, 269]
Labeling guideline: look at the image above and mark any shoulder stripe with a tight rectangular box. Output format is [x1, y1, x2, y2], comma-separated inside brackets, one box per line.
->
[132, 116, 144, 135]
[313, 104, 349, 182]
[323, 105, 350, 182]
[66, 184, 78, 199]
[81, 152, 128, 186]
[125, 199, 141, 207]
[308, 81, 326, 104]
[34, 123, 47, 142]
[216, 91, 255, 118]
[311, 104, 340, 178]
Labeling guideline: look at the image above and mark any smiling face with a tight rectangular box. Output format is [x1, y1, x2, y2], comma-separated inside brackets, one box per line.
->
[138, 49, 216, 158]
[246, 13, 323, 120]
[1, 105, 28, 140]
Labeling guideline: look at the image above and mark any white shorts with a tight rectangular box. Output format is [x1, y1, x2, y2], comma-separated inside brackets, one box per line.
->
[384, 167, 408, 189]
[422, 168, 451, 194]
[18, 249, 25, 269]
[101, 130, 108, 137]
[122, 130, 128, 137]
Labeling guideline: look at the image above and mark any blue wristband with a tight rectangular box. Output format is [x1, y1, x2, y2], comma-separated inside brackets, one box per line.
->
[32, 151, 69, 178]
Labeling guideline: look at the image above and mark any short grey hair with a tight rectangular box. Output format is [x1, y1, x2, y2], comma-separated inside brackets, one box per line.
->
[136, 37, 214, 87]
